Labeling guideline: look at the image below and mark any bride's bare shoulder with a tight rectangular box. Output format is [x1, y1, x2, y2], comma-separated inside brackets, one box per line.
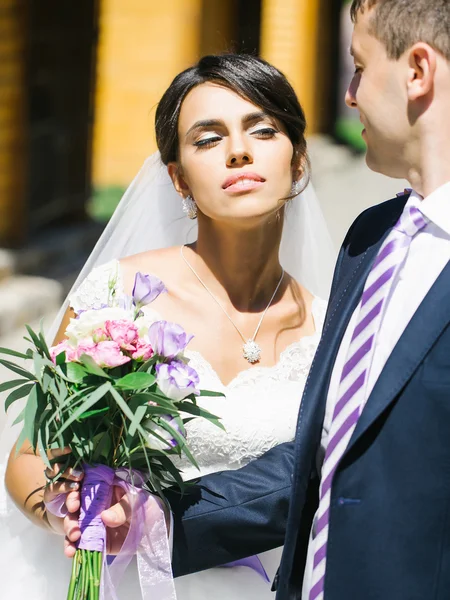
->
[119, 247, 184, 290]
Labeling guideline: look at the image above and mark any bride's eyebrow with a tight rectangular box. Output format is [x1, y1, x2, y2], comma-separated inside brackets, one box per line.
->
[185, 119, 223, 138]
[242, 111, 271, 126]
[185, 111, 273, 138]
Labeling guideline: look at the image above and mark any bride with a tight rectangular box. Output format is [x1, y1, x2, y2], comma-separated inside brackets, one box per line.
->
[1, 53, 335, 598]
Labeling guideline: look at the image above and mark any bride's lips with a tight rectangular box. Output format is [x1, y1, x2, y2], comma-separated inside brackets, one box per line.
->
[222, 172, 265, 193]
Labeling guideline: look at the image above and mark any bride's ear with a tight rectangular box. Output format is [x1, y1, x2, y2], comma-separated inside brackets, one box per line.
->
[167, 162, 190, 198]
[291, 147, 309, 183]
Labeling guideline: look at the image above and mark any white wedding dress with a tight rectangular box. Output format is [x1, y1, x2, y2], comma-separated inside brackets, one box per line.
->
[0, 260, 327, 599]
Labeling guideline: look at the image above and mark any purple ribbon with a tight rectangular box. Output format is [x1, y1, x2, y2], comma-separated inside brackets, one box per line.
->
[46, 464, 176, 600]
[222, 556, 270, 582]
[78, 464, 114, 552]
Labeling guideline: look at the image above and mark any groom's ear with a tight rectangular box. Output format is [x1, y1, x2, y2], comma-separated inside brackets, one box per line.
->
[407, 42, 437, 102]
[167, 162, 190, 198]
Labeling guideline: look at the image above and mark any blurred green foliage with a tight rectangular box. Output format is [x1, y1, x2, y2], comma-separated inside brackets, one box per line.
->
[87, 186, 125, 222]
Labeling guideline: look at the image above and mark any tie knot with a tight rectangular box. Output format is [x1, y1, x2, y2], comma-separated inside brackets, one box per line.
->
[395, 205, 428, 237]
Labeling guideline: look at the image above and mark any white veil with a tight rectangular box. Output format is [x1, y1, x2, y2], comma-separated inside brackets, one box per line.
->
[47, 151, 336, 342]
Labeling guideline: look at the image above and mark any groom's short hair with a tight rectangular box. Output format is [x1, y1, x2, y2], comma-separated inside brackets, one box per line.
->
[350, 0, 450, 61]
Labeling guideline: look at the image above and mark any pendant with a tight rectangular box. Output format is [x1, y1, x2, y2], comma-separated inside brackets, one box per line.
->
[243, 339, 261, 364]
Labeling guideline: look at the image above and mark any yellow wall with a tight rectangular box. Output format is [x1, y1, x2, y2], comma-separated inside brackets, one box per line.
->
[92, 0, 203, 188]
[260, 0, 320, 134]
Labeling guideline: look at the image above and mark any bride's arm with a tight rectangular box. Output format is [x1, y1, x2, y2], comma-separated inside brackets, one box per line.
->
[4, 306, 79, 531]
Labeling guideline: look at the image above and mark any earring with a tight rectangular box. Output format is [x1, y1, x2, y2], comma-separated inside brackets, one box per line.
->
[291, 180, 302, 196]
[182, 195, 197, 219]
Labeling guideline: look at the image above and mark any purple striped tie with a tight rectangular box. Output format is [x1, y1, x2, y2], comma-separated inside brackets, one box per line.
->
[308, 204, 428, 600]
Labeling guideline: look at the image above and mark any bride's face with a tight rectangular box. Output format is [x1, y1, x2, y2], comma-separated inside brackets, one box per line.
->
[168, 82, 298, 224]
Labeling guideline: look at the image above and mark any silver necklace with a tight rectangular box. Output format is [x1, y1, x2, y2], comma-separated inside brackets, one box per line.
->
[180, 245, 284, 364]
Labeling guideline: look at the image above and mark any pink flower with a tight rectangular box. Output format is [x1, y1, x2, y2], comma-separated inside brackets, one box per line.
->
[131, 338, 154, 361]
[50, 339, 77, 363]
[91, 340, 131, 368]
[105, 319, 139, 351]
[76, 339, 98, 361]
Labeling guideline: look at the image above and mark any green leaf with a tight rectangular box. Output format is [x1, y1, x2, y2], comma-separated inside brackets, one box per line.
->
[47, 386, 97, 426]
[38, 321, 51, 360]
[157, 417, 199, 469]
[33, 353, 47, 382]
[5, 382, 35, 412]
[0, 346, 30, 360]
[198, 389, 225, 397]
[136, 356, 158, 372]
[78, 406, 110, 420]
[133, 392, 176, 411]
[154, 454, 186, 489]
[25, 324, 44, 350]
[12, 407, 25, 425]
[41, 372, 53, 394]
[0, 359, 36, 381]
[92, 432, 112, 462]
[175, 401, 225, 430]
[54, 382, 111, 437]
[145, 404, 177, 417]
[64, 362, 88, 384]
[37, 410, 51, 469]
[55, 351, 66, 366]
[128, 404, 148, 437]
[23, 385, 40, 450]
[109, 387, 148, 439]
[115, 372, 155, 390]
[78, 354, 111, 379]
[15, 426, 29, 455]
[0, 379, 28, 393]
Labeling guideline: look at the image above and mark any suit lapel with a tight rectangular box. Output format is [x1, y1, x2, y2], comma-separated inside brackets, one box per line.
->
[347, 259, 450, 454]
[292, 229, 391, 479]
[291, 195, 407, 489]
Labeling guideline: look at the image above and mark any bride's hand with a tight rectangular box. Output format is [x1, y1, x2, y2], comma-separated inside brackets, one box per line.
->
[62, 484, 170, 557]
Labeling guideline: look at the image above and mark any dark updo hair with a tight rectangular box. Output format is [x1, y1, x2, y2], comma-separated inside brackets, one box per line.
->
[155, 53, 310, 181]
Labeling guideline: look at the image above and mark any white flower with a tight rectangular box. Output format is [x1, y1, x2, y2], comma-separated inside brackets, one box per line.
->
[66, 307, 132, 343]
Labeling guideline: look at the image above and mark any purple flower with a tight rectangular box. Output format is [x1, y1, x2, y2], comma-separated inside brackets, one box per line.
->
[148, 320, 193, 359]
[142, 415, 184, 451]
[132, 272, 167, 307]
[155, 360, 200, 401]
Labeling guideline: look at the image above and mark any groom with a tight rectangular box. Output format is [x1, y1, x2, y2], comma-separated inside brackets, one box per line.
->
[106, 1, 450, 597]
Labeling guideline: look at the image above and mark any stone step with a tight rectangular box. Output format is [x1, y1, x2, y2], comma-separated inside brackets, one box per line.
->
[0, 275, 63, 338]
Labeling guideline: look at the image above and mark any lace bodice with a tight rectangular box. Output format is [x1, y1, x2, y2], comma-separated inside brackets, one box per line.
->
[69, 260, 327, 480]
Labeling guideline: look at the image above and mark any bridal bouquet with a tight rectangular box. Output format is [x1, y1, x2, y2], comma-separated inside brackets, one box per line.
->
[0, 271, 222, 600]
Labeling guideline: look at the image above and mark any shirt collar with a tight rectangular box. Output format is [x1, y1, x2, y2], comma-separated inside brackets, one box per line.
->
[408, 181, 450, 236]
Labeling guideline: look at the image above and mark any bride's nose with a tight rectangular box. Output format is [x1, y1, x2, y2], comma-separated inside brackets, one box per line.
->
[226, 136, 253, 167]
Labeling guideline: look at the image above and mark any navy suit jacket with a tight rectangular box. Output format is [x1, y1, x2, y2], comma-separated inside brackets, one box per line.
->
[168, 193, 450, 600]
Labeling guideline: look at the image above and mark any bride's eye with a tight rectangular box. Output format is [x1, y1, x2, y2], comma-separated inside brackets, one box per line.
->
[252, 127, 278, 139]
[193, 135, 222, 149]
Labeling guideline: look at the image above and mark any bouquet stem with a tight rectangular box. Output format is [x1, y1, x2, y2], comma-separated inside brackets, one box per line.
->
[67, 465, 114, 600]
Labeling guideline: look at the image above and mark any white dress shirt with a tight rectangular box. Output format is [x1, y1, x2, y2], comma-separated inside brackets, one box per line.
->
[302, 181, 450, 598]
